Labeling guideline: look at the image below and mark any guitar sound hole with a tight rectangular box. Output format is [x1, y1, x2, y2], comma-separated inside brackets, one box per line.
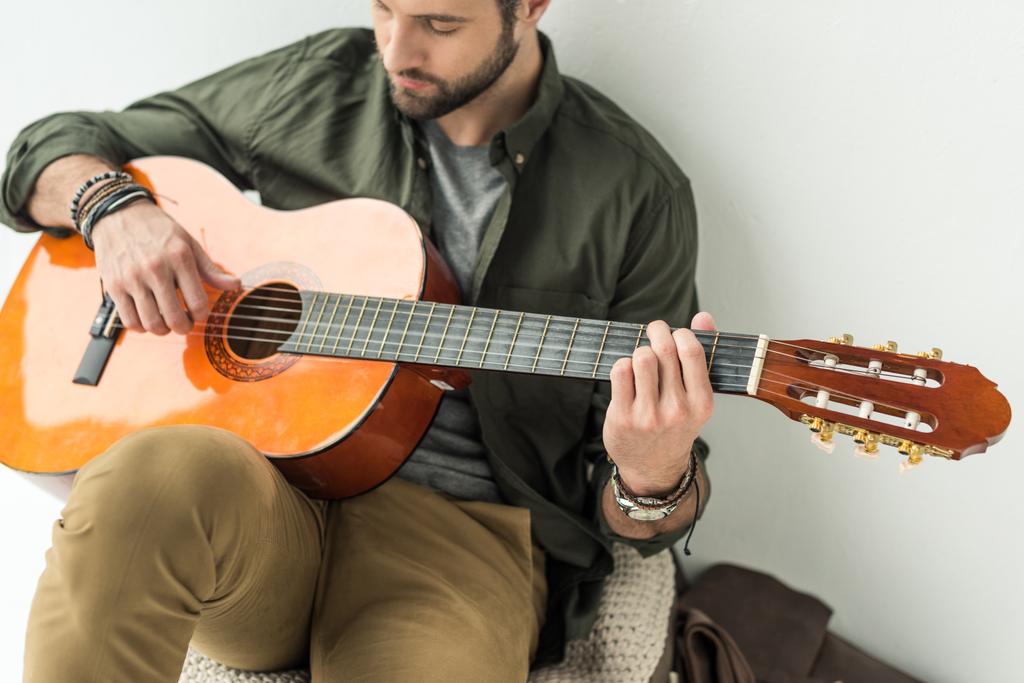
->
[226, 283, 302, 360]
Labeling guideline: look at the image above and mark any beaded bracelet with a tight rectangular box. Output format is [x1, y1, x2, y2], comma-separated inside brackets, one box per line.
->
[80, 184, 155, 250]
[74, 178, 135, 233]
[70, 171, 132, 225]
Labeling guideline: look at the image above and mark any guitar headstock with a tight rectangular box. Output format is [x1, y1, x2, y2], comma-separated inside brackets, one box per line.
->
[753, 333, 1011, 469]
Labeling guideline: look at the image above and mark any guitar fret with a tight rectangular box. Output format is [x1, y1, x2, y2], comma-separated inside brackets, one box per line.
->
[634, 324, 645, 349]
[296, 292, 317, 350]
[532, 315, 552, 373]
[320, 293, 342, 353]
[360, 298, 384, 357]
[455, 307, 476, 366]
[480, 309, 500, 368]
[379, 299, 400, 358]
[331, 294, 356, 355]
[310, 293, 331, 352]
[396, 300, 416, 361]
[346, 297, 368, 356]
[434, 305, 457, 363]
[560, 317, 580, 376]
[593, 320, 612, 378]
[414, 302, 436, 361]
[505, 312, 525, 371]
[708, 331, 721, 373]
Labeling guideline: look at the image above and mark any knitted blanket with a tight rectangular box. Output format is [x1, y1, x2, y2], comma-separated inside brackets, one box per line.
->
[179, 544, 676, 683]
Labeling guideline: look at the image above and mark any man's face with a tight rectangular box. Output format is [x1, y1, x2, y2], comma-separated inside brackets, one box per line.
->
[372, 0, 519, 120]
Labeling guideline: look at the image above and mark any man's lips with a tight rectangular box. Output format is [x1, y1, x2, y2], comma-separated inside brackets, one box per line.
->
[394, 74, 432, 91]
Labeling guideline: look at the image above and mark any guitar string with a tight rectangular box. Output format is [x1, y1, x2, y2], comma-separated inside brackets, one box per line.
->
[109, 320, 924, 418]
[106, 305, 926, 385]
[150, 310, 775, 361]
[230, 290, 931, 376]
[233, 290, 761, 346]
[116, 319, 763, 376]
[241, 286, 913, 362]
[104, 325, 914, 439]
[176, 302, 916, 383]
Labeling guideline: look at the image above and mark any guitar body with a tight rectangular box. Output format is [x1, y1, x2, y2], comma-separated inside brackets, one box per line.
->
[0, 156, 468, 500]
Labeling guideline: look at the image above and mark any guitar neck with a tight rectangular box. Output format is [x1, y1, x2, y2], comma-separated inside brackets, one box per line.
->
[277, 292, 764, 394]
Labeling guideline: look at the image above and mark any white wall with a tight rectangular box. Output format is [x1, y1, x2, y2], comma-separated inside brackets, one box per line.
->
[1, 2, 1020, 681]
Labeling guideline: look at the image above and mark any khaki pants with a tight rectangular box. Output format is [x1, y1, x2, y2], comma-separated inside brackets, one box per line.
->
[24, 425, 547, 682]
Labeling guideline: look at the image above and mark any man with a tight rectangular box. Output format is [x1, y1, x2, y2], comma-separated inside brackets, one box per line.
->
[0, 1, 715, 680]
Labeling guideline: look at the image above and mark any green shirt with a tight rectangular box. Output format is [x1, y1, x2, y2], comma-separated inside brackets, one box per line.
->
[0, 28, 710, 667]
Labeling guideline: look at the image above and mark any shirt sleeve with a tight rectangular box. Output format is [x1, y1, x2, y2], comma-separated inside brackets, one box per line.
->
[0, 37, 304, 234]
[584, 177, 713, 557]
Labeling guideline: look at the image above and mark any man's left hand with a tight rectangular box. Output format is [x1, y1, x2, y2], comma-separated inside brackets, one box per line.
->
[603, 312, 717, 497]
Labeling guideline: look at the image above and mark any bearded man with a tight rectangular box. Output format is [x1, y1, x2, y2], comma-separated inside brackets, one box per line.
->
[0, 1, 715, 681]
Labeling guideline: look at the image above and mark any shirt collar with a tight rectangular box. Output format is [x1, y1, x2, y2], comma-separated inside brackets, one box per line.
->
[495, 30, 564, 173]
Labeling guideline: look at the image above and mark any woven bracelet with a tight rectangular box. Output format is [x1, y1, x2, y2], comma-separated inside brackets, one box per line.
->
[74, 178, 135, 233]
[70, 170, 132, 225]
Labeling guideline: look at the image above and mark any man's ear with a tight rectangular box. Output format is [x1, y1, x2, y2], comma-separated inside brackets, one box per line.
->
[518, 0, 552, 27]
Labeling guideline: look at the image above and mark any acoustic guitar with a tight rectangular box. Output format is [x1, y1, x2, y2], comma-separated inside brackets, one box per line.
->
[0, 156, 1011, 500]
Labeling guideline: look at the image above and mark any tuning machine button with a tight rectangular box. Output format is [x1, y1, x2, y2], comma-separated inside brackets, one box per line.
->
[871, 340, 898, 353]
[853, 430, 880, 459]
[897, 440, 924, 472]
[916, 348, 943, 360]
[827, 333, 854, 345]
[809, 417, 836, 453]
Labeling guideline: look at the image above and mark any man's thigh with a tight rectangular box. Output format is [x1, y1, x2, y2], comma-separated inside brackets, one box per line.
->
[25, 424, 328, 682]
[310, 476, 546, 683]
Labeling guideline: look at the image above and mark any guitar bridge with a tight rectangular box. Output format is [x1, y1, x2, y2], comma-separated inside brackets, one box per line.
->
[73, 294, 122, 386]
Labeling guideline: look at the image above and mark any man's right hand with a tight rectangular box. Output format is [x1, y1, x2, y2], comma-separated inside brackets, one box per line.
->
[91, 201, 241, 335]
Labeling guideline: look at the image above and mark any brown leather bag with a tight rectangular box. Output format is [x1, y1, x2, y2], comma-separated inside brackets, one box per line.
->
[673, 563, 922, 683]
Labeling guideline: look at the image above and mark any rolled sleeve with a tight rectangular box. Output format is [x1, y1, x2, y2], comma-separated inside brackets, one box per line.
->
[584, 178, 712, 556]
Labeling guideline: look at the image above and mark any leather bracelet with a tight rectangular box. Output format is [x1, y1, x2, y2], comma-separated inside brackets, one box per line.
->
[80, 185, 154, 250]
[611, 448, 697, 509]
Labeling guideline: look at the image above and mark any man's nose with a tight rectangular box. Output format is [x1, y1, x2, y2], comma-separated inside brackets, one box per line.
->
[381, 18, 426, 74]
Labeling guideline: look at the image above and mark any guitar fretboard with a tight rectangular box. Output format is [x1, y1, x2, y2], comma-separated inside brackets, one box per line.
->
[277, 293, 758, 394]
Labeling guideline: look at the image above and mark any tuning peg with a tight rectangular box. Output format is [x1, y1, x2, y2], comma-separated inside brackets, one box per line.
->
[916, 348, 943, 360]
[871, 341, 898, 353]
[898, 457, 921, 473]
[827, 333, 854, 345]
[809, 417, 836, 453]
[853, 430, 880, 459]
[896, 440, 924, 472]
[811, 432, 836, 453]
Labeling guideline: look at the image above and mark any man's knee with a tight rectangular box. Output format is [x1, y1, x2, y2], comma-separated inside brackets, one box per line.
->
[71, 425, 266, 522]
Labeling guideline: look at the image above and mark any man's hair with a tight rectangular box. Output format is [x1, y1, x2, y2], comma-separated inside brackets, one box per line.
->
[497, 0, 519, 30]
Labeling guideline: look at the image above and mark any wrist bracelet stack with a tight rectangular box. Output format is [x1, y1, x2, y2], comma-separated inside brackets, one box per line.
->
[69, 171, 155, 250]
[610, 448, 698, 509]
[608, 447, 703, 553]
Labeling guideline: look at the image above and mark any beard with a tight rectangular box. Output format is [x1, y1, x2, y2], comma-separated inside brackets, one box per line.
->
[385, 27, 519, 121]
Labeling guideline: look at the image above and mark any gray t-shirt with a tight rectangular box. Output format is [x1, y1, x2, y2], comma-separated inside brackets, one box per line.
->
[392, 120, 506, 503]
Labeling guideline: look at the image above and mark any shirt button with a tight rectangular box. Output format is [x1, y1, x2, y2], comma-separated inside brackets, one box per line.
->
[417, 157, 428, 170]
[514, 152, 525, 166]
